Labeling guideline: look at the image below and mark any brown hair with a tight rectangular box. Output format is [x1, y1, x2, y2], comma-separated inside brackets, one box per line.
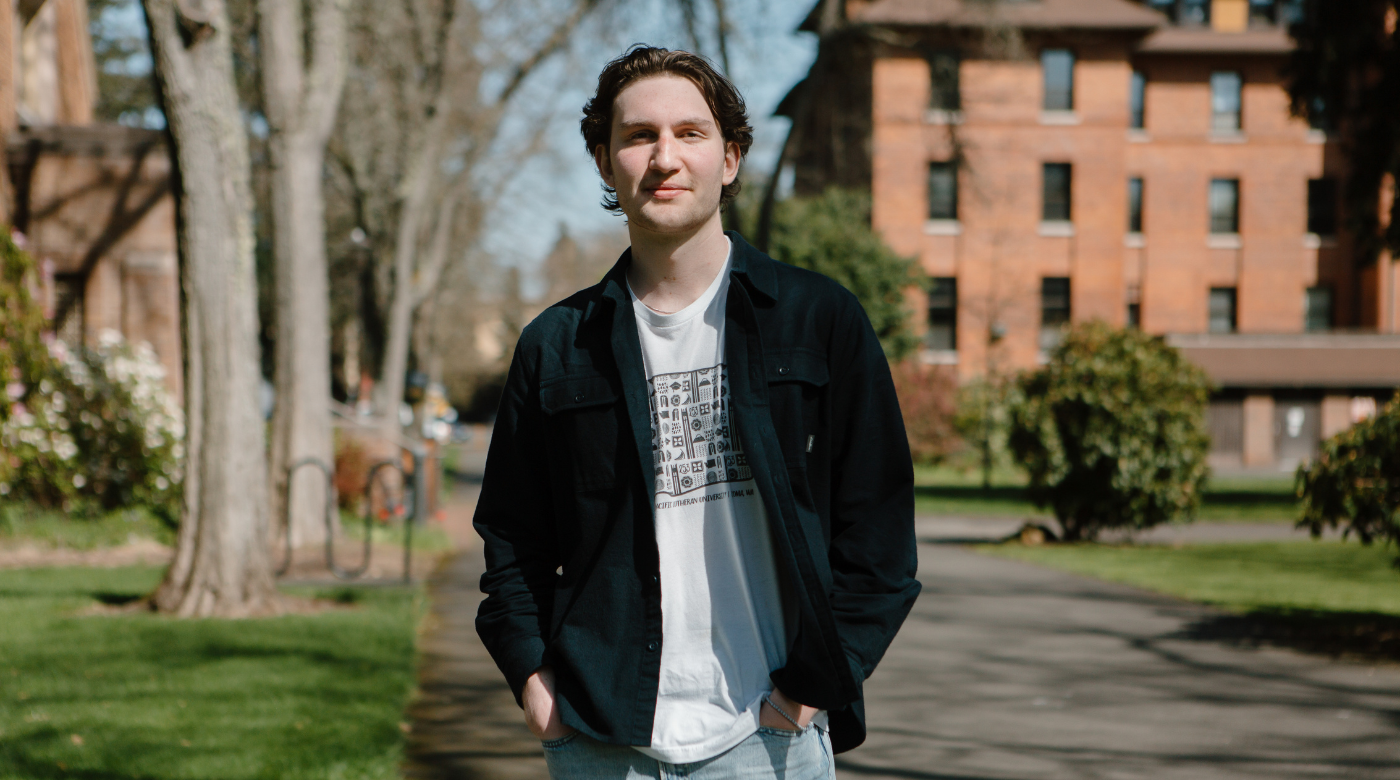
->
[581, 45, 754, 214]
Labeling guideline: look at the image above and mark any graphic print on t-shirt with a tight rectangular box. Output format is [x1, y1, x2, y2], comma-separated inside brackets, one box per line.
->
[648, 363, 751, 497]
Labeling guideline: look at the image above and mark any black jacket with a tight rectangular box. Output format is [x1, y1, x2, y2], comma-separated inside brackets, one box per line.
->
[474, 232, 920, 754]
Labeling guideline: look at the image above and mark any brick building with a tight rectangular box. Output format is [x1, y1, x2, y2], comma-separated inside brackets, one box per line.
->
[783, 0, 1400, 469]
[0, 0, 181, 398]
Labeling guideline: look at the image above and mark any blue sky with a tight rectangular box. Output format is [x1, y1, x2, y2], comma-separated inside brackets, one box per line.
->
[91, 0, 820, 285]
[482, 0, 819, 281]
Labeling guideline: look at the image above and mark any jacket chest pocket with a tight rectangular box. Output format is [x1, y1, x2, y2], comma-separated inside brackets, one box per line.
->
[765, 348, 829, 467]
[540, 374, 622, 492]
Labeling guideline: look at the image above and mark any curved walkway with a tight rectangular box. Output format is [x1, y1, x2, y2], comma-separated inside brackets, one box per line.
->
[404, 463, 1400, 779]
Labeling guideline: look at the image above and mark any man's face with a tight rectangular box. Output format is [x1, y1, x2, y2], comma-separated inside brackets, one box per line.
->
[595, 74, 740, 234]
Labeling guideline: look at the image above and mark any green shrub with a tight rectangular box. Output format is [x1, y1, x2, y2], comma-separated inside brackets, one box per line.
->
[766, 188, 925, 359]
[953, 376, 1020, 487]
[1007, 322, 1212, 541]
[1297, 397, 1399, 559]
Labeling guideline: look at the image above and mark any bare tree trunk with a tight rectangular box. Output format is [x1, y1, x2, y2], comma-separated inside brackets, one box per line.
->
[144, 0, 276, 617]
[361, 0, 602, 440]
[260, 0, 349, 549]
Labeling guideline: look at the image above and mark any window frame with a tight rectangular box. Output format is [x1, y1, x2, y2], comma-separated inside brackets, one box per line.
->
[926, 50, 961, 112]
[1040, 277, 1072, 350]
[1128, 177, 1144, 234]
[1304, 285, 1333, 332]
[1041, 49, 1076, 112]
[1210, 71, 1243, 132]
[926, 277, 958, 352]
[1307, 177, 1338, 237]
[928, 161, 959, 221]
[1130, 70, 1147, 129]
[1043, 163, 1073, 223]
[1209, 287, 1238, 334]
[1209, 178, 1240, 235]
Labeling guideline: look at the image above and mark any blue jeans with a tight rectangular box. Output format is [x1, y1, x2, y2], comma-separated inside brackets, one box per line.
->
[541, 725, 836, 779]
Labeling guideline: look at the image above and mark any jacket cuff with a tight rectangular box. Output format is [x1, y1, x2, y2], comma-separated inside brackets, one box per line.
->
[499, 635, 549, 707]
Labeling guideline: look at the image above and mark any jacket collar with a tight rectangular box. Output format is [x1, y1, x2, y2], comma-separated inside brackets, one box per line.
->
[584, 230, 778, 325]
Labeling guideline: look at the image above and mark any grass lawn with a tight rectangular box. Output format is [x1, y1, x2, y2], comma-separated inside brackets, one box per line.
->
[981, 540, 1400, 660]
[0, 506, 175, 550]
[982, 540, 1400, 615]
[915, 465, 1300, 522]
[0, 566, 423, 779]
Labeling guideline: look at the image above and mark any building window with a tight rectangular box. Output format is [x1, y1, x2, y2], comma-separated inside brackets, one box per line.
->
[1247, 0, 1275, 25]
[1209, 178, 1240, 234]
[1042, 49, 1075, 111]
[928, 162, 958, 220]
[928, 50, 960, 111]
[1128, 177, 1144, 233]
[1306, 97, 1331, 132]
[1279, 0, 1305, 24]
[1130, 71, 1146, 129]
[1304, 286, 1333, 332]
[1211, 71, 1242, 132]
[1307, 177, 1337, 236]
[927, 277, 958, 351]
[1127, 302, 1141, 328]
[1043, 163, 1073, 222]
[1180, 0, 1210, 25]
[1041, 277, 1071, 350]
[1209, 287, 1237, 333]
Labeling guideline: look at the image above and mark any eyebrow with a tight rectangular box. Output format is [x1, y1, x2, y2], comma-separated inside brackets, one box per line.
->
[618, 117, 716, 130]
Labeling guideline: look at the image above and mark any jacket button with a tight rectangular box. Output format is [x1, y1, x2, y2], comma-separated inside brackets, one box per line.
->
[777, 366, 789, 375]
[574, 393, 584, 402]
[651, 574, 660, 586]
[647, 641, 659, 652]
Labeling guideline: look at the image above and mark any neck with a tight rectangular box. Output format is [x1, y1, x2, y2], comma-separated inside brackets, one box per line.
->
[625, 211, 729, 314]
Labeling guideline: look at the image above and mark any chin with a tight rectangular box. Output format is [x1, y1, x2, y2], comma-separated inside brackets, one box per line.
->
[629, 202, 717, 234]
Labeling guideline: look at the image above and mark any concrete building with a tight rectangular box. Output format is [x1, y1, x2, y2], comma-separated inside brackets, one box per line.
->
[0, 0, 181, 398]
[783, 0, 1400, 470]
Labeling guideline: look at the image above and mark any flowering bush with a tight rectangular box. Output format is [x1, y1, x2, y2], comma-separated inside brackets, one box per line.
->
[1, 331, 184, 516]
[0, 230, 59, 502]
[888, 361, 959, 464]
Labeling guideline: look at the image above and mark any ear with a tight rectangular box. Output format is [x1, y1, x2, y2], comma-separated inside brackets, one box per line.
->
[594, 144, 615, 188]
[722, 140, 740, 187]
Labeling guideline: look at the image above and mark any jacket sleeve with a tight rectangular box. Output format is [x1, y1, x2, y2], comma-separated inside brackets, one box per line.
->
[474, 338, 560, 705]
[824, 291, 921, 684]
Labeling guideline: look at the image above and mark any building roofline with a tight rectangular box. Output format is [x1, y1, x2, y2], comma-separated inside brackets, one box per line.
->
[845, 0, 1167, 32]
[1135, 26, 1294, 55]
[1167, 333, 1400, 389]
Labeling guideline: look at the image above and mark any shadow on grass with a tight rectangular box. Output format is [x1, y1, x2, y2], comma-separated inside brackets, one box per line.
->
[1203, 489, 1296, 509]
[914, 485, 1031, 503]
[91, 591, 146, 606]
[1178, 608, 1400, 663]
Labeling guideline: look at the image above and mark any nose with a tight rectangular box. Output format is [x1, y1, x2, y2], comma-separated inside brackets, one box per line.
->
[650, 131, 681, 175]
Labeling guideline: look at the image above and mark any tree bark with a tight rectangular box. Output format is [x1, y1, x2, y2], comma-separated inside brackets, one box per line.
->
[260, 0, 349, 549]
[144, 0, 276, 616]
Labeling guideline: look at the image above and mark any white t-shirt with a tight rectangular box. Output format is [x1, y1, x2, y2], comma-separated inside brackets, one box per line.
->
[627, 245, 794, 763]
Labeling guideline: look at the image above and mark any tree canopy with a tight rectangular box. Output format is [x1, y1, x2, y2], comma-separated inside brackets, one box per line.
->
[1286, 0, 1400, 265]
[760, 187, 924, 360]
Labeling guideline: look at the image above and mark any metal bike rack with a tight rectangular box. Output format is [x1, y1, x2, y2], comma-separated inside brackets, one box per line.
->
[278, 447, 425, 583]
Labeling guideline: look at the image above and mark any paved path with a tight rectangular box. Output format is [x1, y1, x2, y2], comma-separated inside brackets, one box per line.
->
[404, 484, 1400, 778]
[914, 517, 1342, 545]
[844, 542, 1400, 780]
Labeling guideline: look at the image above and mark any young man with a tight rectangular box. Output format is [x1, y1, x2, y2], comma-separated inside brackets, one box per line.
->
[474, 46, 919, 778]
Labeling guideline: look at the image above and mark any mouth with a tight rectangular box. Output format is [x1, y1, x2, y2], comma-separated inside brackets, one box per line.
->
[646, 184, 689, 200]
